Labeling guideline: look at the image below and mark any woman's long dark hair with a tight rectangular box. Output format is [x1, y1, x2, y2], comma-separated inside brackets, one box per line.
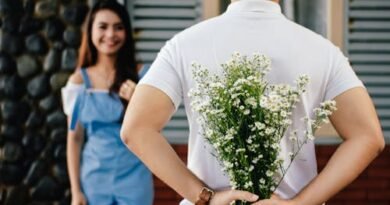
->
[77, 0, 139, 101]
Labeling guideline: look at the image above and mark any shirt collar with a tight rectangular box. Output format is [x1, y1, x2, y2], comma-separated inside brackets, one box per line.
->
[226, 0, 282, 14]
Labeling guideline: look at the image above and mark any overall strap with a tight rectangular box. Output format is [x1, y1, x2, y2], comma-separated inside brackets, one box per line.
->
[69, 94, 82, 131]
[80, 68, 92, 89]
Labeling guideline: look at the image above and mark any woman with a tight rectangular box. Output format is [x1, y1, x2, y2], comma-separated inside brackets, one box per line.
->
[61, 1, 153, 204]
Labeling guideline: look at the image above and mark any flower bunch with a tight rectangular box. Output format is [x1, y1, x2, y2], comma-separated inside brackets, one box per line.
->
[189, 53, 336, 203]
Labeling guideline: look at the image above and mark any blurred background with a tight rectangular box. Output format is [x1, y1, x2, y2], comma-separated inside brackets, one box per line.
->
[0, 0, 389, 204]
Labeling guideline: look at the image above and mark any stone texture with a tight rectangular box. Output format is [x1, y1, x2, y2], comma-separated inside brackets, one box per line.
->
[2, 15, 20, 34]
[46, 110, 66, 128]
[40, 141, 55, 160]
[0, 188, 6, 204]
[19, 17, 43, 36]
[53, 41, 65, 50]
[50, 128, 66, 144]
[24, 0, 35, 16]
[0, 75, 25, 99]
[60, 0, 72, 5]
[53, 144, 66, 162]
[17, 55, 40, 78]
[31, 176, 63, 201]
[25, 33, 48, 55]
[22, 132, 46, 157]
[62, 3, 88, 26]
[0, 32, 23, 55]
[61, 48, 77, 70]
[39, 95, 58, 112]
[27, 74, 50, 99]
[45, 17, 65, 41]
[0, 0, 23, 16]
[0, 52, 16, 74]
[59, 190, 71, 205]
[63, 28, 81, 47]
[44, 48, 61, 72]
[0, 135, 4, 146]
[50, 72, 70, 91]
[1, 124, 23, 142]
[35, 0, 58, 18]
[1, 142, 23, 162]
[0, 0, 91, 203]
[0, 162, 24, 185]
[25, 110, 45, 129]
[0, 100, 30, 125]
[24, 159, 48, 186]
[3, 185, 29, 205]
[53, 163, 68, 185]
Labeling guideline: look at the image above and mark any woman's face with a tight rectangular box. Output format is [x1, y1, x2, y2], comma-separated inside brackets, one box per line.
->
[91, 9, 126, 56]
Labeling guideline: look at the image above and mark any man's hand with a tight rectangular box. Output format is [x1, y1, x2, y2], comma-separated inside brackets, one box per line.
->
[252, 194, 295, 205]
[209, 189, 259, 205]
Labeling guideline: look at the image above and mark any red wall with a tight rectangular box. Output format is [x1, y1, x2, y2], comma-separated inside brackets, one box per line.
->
[153, 145, 390, 205]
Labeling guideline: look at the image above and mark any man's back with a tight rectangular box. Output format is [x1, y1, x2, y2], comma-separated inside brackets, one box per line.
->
[140, 0, 363, 203]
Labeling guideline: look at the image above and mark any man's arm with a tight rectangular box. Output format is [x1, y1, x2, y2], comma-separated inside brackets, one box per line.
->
[120, 85, 259, 204]
[256, 87, 385, 205]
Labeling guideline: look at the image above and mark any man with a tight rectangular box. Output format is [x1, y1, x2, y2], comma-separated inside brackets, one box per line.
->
[120, 0, 385, 204]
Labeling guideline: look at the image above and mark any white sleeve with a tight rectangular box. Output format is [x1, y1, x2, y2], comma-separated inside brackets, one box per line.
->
[324, 46, 365, 101]
[61, 82, 84, 116]
[139, 38, 183, 110]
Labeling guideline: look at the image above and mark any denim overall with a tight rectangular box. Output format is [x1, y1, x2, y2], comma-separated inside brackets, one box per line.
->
[70, 69, 153, 205]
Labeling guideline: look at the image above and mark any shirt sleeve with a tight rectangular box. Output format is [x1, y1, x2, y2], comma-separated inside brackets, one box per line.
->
[324, 46, 365, 101]
[139, 38, 183, 110]
[61, 82, 84, 116]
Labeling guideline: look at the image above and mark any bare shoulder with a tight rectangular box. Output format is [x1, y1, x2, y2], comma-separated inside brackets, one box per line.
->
[68, 70, 84, 84]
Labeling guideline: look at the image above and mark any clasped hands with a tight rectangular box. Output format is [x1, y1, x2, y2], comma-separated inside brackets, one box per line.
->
[209, 189, 295, 205]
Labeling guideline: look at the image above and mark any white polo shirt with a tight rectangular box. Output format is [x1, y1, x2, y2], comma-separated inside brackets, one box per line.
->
[140, 0, 363, 203]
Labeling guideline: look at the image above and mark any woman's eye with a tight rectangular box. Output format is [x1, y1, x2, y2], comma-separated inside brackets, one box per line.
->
[115, 25, 124, 30]
[99, 25, 107, 29]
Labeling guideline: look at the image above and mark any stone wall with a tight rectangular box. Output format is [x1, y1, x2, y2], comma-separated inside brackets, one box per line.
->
[0, 0, 88, 204]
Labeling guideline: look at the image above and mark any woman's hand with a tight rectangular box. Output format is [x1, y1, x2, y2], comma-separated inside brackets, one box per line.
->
[209, 189, 259, 205]
[71, 191, 87, 205]
[119, 80, 136, 101]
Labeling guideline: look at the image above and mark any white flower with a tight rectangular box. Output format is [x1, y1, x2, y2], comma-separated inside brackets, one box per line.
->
[265, 127, 275, 135]
[244, 181, 254, 189]
[224, 161, 234, 169]
[189, 52, 337, 197]
[255, 122, 265, 130]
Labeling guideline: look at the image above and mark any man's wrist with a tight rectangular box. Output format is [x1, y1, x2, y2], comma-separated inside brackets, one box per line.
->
[195, 187, 215, 205]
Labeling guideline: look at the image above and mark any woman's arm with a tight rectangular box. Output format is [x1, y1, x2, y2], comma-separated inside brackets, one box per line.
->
[66, 120, 85, 195]
[64, 72, 87, 205]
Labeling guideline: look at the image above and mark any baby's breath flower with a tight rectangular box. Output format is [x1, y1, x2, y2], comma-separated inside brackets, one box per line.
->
[189, 53, 336, 201]
[266, 170, 274, 177]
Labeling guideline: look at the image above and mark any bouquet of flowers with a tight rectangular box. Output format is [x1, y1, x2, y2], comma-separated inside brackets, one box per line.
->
[189, 53, 336, 204]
